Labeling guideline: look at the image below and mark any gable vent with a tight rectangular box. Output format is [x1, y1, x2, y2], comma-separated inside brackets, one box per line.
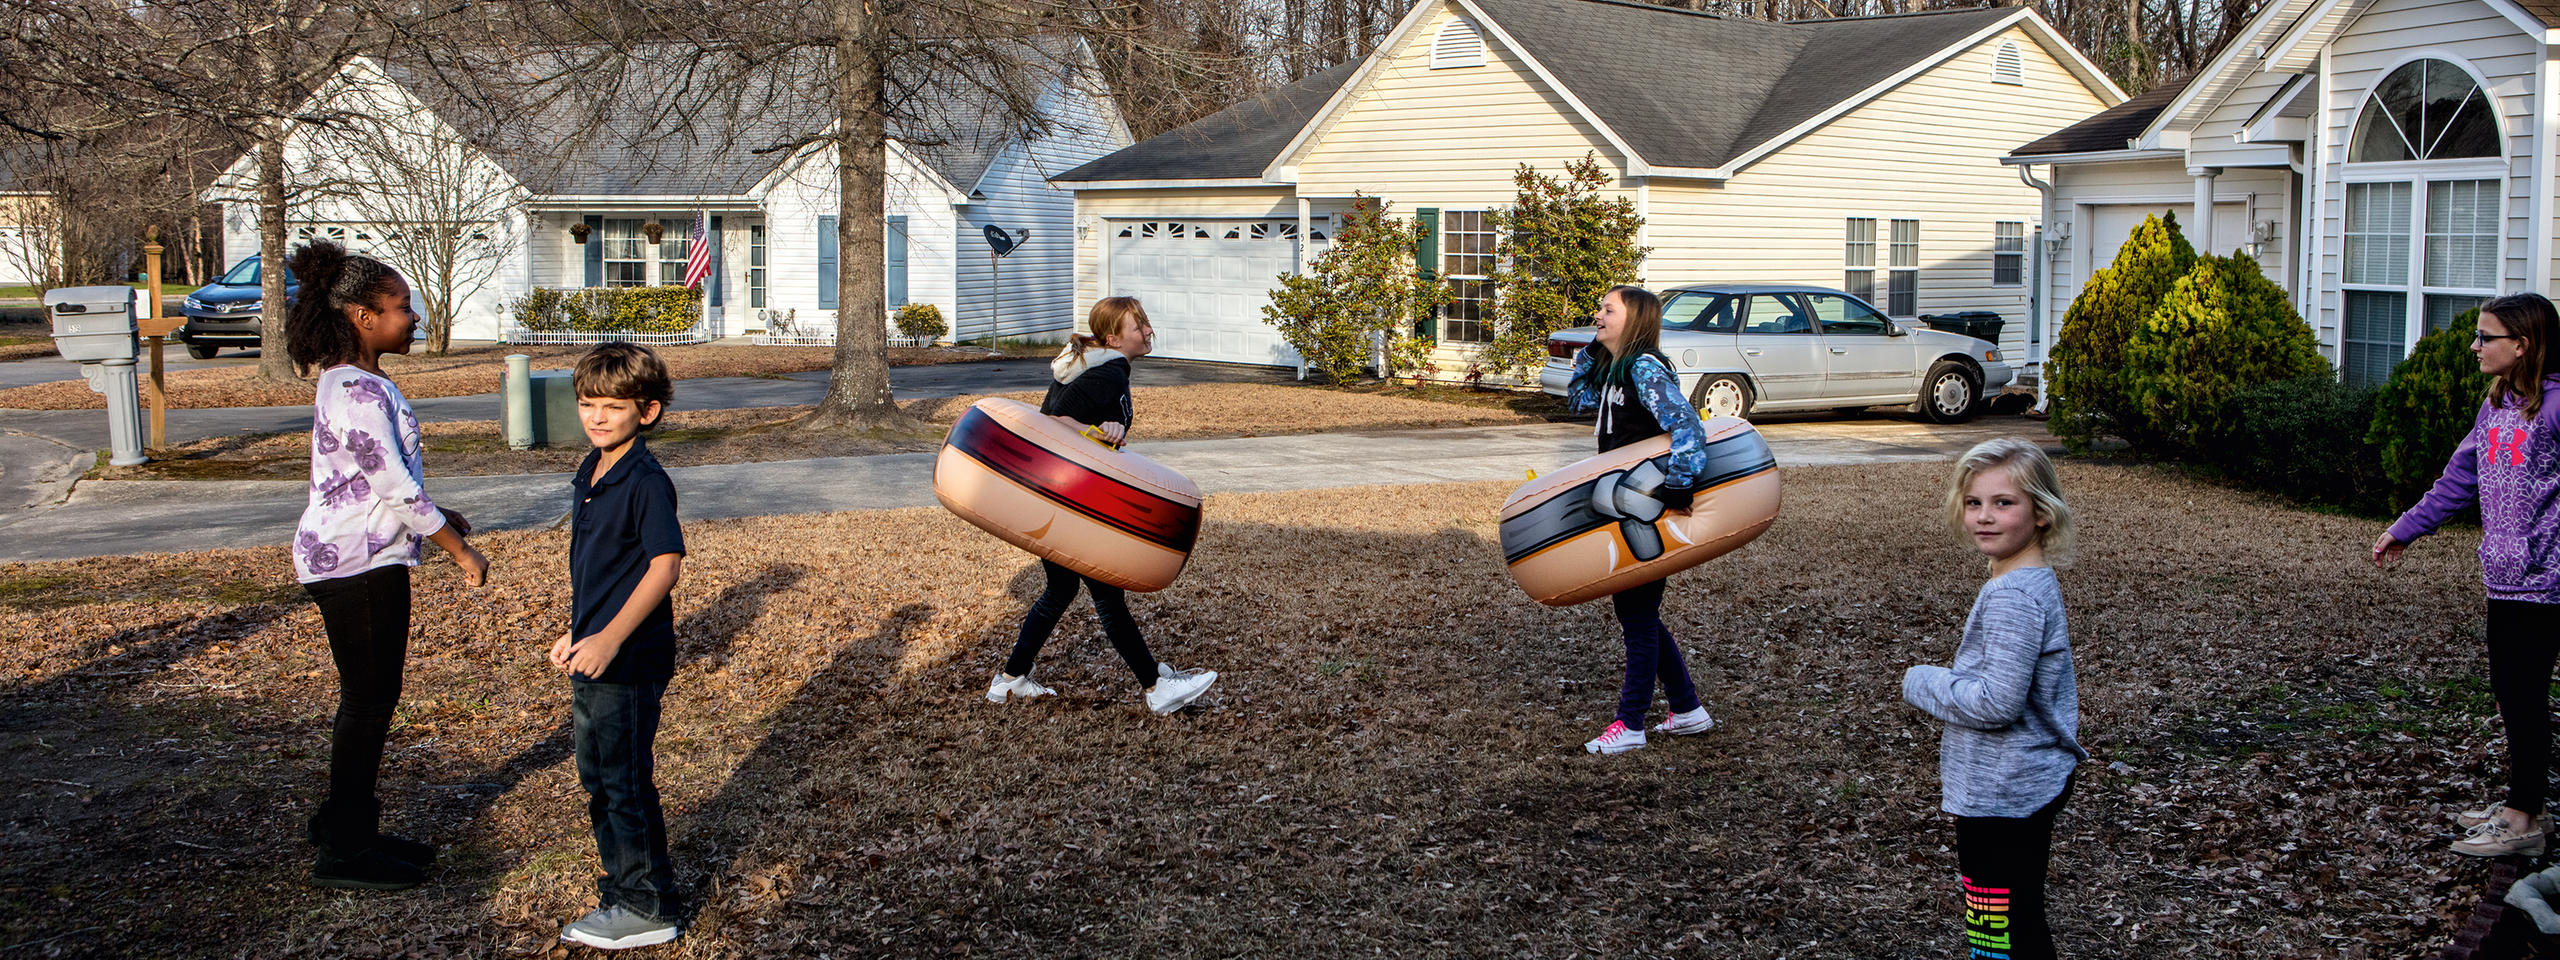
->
[1992, 41, 2024, 85]
[1431, 18, 1484, 69]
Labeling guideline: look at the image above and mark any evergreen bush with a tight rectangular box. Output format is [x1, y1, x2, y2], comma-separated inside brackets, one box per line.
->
[2049, 212, 2194, 450]
[2123, 252, 2329, 457]
[1261, 196, 1447, 383]
[512, 286, 702, 334]
[2209, 376, 2388, 513]
[2368, 309, 2493, 508]
[1481, 154, 1648, 378]
[895, 302, 948, 340]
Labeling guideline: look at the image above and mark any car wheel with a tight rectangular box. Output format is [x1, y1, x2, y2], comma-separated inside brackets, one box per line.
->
[1690, 374, 1752, 420]
[185, 342, 218, 360]
[1921, 361, 1981, 423]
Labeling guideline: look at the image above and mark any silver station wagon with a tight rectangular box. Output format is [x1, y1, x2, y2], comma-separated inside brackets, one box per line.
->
[1538, 283, 2015, 422]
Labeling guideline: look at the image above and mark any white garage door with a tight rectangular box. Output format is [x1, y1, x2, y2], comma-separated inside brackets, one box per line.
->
[1107, 219, 1324, 366]
[2083, 202, 2246, 278]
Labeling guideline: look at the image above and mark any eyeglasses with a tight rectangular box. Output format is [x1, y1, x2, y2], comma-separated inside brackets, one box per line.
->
[2474, 331, 2522, 344]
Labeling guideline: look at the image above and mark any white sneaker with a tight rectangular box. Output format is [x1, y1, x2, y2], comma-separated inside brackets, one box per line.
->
[1651, 707, 1715, 737]
[986, 672, 1055, 704]
[1585, 720, 1646, 754]
[1145, 665, 1216, 714]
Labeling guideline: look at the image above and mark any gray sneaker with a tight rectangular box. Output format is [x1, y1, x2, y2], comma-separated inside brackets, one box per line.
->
[561, 905, 679, 950]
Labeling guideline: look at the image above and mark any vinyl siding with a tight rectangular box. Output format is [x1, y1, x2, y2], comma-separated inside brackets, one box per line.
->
[2313, 0, 2540, 357]
[1291, 0, 1626, 204]
[756, 141, 962, 337]
[1648, 23, 2117, 365]
[956, 76, 1131, 340]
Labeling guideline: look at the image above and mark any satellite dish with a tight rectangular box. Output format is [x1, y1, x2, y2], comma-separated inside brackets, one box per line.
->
[983, 225, 1031, 258]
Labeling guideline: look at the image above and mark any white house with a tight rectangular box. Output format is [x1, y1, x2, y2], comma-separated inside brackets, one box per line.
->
[208, 45, 1130, 343]
[1054, 0, 2125, 381]
[0, 151, 54, 288]
[2007, 0, 2560, 387]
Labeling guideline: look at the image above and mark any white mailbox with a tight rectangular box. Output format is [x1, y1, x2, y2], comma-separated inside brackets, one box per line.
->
[45, 285, 139, 363]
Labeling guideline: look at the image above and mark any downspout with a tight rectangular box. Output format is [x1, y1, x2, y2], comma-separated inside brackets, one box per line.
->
[2533, 47, 2556, 294]
[2018, 161, 2056, 412]
[1298, 196, 1313, 381]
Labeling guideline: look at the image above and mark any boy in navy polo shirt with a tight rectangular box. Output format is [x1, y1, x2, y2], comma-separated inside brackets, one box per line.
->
[547, 343, 686, 950]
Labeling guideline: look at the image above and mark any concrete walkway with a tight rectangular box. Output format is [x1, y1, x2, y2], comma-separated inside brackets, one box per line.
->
[0, 416, 2042, 563]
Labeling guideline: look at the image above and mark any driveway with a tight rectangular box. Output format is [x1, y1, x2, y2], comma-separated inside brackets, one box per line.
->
[0, 414, 2048, 563]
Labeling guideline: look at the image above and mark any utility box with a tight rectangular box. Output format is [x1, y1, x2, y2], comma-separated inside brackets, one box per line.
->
[46, 286, 140, 362]
[501, 367, 584, 448]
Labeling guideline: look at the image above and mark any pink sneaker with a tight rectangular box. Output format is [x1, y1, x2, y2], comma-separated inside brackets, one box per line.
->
[1584, 720, 1647, 755]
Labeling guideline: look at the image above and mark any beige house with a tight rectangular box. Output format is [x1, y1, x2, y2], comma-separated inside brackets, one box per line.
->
[1056, 0, 2124, 387]
[0, 167, 55, 288]
[2009, 0, 2560, 388]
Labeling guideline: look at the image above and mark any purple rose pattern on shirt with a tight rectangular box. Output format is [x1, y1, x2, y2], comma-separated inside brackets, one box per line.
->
[317, 470, 372, 508]
[296, 530, 341, 574]
[345, 429, 386, 473]
[293, 368, 441, 581]
[313, 410, 340, 456]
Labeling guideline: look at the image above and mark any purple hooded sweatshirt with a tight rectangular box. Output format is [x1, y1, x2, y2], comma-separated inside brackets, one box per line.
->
[2387, 375, 2560, 604]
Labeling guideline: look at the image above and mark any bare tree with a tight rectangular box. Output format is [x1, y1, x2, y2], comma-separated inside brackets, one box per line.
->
[287, 60, 527, 353]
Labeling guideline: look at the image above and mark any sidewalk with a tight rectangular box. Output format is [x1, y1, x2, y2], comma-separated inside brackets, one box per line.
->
[0, 417, 2042, 563]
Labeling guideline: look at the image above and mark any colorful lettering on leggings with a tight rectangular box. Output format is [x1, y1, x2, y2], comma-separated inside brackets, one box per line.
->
[1962, 876, 2013, 959]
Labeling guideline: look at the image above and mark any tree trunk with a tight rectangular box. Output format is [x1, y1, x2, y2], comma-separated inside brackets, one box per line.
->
[802, 0, 910, 432]
[253, 126, 298, 382]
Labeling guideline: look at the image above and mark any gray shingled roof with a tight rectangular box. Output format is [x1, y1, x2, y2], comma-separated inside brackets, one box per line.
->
[382, 41, 1082, 198]
[2007, 83, 2179, 157]
[1052, 63, 1357, 183]
[1057, 0, 2022, 183]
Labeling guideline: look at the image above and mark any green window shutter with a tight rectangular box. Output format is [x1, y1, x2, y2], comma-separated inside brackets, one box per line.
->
[1414, 207, 1440, 339]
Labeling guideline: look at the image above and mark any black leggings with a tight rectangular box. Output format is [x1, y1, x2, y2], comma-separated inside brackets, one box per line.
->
[1954, 775, 2074, 960]
[2489, 599, 2560, 816]
[302, 564, 412, 850]
[1007, 560, 1157, 687]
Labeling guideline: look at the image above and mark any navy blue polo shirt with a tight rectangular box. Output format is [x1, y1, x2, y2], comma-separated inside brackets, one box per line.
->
[569, 436, 686, 685]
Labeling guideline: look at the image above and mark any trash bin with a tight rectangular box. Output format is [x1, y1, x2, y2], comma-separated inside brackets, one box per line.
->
[1919, 311, 2005, 344]
[45, 285, 146, 466]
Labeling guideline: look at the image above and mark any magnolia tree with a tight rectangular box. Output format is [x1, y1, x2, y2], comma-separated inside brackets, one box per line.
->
[1482, 154, 1647, 378]
[1260, 196, 1447, 383]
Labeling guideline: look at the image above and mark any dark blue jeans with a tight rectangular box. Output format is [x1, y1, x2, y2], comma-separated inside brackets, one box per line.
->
[573, 679, 676, 921]
[1611, 578, 1701, 729]
[1007, 559, 1158, 687]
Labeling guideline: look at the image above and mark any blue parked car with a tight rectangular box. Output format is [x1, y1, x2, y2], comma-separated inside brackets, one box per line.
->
[179, 255, 296, 359]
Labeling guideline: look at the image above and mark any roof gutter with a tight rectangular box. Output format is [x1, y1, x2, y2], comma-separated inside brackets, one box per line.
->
[1999, 147, 2184, 166]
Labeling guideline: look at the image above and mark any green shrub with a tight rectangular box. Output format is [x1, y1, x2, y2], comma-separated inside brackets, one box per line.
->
[512, 286, 702, 334]
[2123, 252, 2329, 457]
[1481, 153, 1648, 378]
[2050, 212, 2194, 450]
[895, 302, 948, 340]
[2368, 309, 2492, 508]
[2208, 376, 2388, 513]
[1261, 196, 1447, 383]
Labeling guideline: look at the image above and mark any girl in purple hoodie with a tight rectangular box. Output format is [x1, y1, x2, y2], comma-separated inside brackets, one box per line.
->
[2375, 291, 2560, 857]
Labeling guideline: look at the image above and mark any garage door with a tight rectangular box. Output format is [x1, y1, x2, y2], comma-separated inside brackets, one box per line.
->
[2083, 203, 2246, 278]
[1107, 219, 1324, 366]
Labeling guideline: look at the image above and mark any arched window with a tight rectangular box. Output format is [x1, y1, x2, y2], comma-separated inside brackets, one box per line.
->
[1431, 18, 1484, 70]
[2349, 59, 2500, 162]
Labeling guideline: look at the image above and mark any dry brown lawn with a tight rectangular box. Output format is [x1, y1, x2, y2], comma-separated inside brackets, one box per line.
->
[0, 343, 1015, 411]
[0, 461, 2505, 958]
[91, 383, 1557, 480]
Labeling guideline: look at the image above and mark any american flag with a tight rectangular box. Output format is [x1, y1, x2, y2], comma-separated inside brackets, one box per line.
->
[681, 210, 712, 289]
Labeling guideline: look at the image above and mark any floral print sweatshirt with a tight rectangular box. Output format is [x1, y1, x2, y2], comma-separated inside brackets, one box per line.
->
[292, 365, 447, 583]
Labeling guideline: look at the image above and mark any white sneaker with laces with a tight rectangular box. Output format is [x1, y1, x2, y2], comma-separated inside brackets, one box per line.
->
[1145, 665, 1217, 714]
[1585, 720, 1646, 754]
[1651, 707, 1715, 737]
[986, 672, 1055, 704]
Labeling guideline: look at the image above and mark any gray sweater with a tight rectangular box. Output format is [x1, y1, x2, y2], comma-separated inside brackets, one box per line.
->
[1901, 566, 2086, 817]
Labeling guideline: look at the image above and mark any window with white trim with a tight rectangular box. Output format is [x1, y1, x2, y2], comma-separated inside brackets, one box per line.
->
[1440, 210, 1495, 343]
[1887, 219, 1920, 317]
[1431, 18, 1484, 69]
[603, 218, 648, 287]
[1992, 42, 2023, 85]
[658, 218, 693, 286]
[1993, 221, 2025, 286]
[2337, 58, 2508, 386]
[749, 224, 767, 308]
[1843, 218, 1875, 304]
